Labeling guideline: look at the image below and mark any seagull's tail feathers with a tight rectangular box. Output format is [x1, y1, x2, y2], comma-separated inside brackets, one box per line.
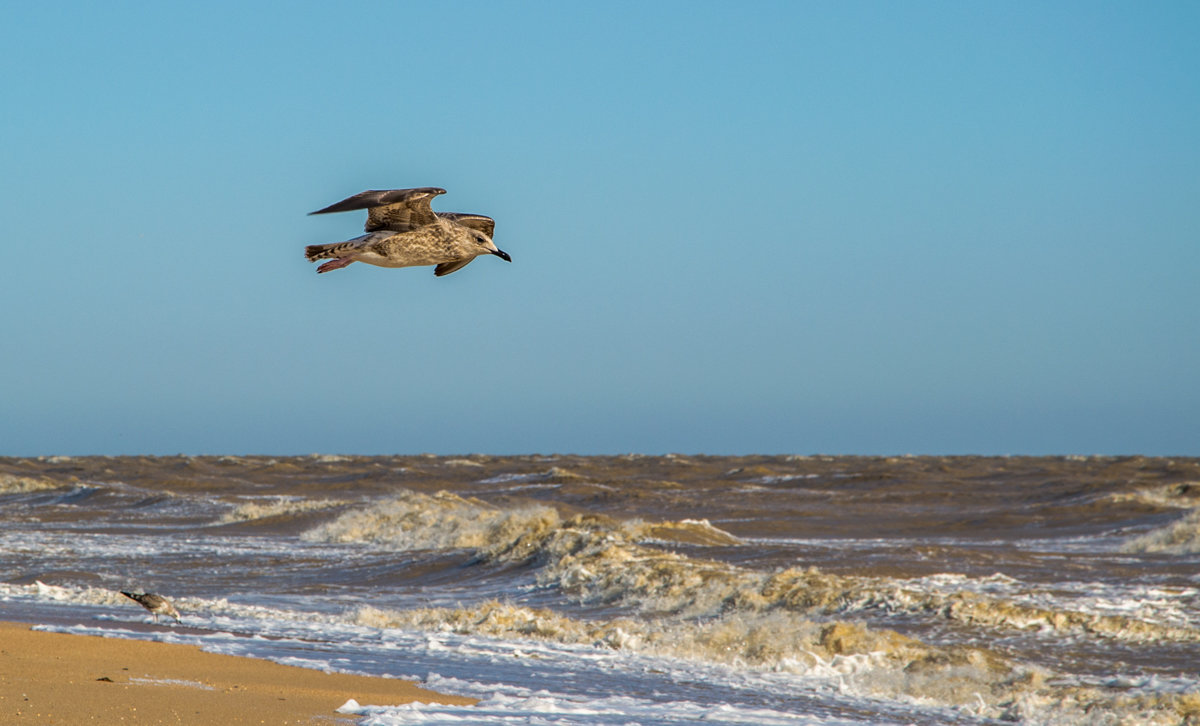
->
[305, 241, 357, 262]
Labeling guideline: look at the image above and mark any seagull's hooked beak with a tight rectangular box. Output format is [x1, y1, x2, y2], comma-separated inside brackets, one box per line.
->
[492, 249, 512, 262]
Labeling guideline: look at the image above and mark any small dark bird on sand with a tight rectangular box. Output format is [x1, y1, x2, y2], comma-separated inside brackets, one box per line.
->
[120, 591, 181, 623]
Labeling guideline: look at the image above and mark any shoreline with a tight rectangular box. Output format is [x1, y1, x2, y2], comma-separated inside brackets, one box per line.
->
[0, 620, 475, 724]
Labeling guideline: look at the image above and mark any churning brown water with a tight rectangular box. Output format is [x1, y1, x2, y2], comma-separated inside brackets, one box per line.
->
[2, 454, 1198, 724]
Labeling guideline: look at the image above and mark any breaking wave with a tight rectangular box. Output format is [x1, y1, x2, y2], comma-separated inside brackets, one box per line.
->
[1122, 508, 1200, 555]
[301, 491, 563, 551]
[353, 600, 1200, 724]
[353, 599, 1028, 710]
[1106, 482, 1200, 510]
[0, 473, 69, 494]
[296, 490, 1200, 722]
[302, 490, 1200, 644]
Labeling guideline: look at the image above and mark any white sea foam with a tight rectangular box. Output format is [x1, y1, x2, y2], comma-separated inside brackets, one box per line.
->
[4, 580, 131, 607]
[344, 691, 871, 725]
[756, 474, 821, 484]
[0, 528, 340, 565]
[336, 698, 363, 714]
[216, 496, 339, 524]
[477, 467, 585, 486]
[309, 454, 355, 463]
[476, 473, 540, 484]
[130, 677, 214, 690]
[890, 572, 1200, 633]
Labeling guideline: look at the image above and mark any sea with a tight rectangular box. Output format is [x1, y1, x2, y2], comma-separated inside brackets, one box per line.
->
[1, 454, 1198, 725]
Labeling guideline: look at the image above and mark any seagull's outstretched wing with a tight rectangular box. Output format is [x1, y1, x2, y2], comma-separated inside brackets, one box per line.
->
[309, 188, 446, 233]
[438, 212, 496, 239]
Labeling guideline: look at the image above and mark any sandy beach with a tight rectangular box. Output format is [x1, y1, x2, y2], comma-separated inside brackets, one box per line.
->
[0, 621, 475, 724]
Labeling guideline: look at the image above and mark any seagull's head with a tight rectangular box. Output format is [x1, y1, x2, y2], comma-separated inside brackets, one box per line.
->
[471, 230, 512, 262]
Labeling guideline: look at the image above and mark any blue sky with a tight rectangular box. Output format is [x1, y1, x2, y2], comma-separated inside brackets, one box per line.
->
[3, 2, 1197, 456]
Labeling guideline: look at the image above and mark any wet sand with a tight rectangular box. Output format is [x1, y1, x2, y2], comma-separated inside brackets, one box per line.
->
[0, 621, 474, 724]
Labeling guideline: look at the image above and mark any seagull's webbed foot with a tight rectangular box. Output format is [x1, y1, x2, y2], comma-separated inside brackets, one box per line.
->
[316, 257, 355, 273]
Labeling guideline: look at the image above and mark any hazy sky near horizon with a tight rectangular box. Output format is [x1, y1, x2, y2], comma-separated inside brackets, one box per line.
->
[3, 2, 1198, 456]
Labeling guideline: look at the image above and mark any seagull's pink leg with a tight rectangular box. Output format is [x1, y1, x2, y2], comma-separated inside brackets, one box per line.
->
[316, 257, 355, 273]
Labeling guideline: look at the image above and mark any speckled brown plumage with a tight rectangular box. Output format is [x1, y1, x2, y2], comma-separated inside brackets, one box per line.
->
[304, 187, 511, 276]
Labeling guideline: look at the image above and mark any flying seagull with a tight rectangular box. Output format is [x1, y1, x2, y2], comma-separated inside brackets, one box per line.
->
[121, 591, 181, 623]
[304, 187, 512, 276]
